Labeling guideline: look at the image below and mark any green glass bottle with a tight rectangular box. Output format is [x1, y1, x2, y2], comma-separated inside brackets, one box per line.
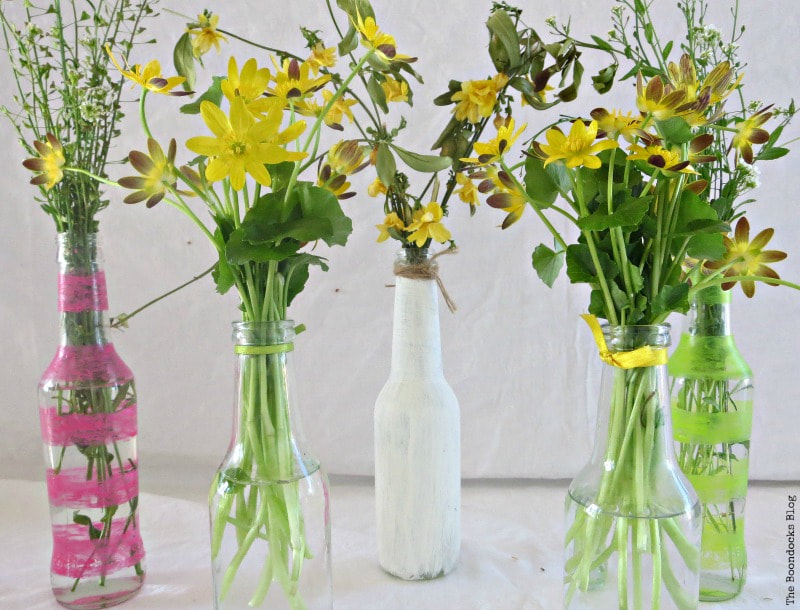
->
[669, 284, 753, 601]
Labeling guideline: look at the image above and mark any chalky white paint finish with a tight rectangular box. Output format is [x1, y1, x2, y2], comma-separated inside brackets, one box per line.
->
[374, 276, 461, 580]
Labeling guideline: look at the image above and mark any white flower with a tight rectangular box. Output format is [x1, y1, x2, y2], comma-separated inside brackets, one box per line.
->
[544, 15, 557, 28]
[738, 163, 761, 191]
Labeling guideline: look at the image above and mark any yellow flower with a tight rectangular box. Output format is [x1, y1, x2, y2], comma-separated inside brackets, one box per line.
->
[318, 141, 367, 199]
[306, 42, 337, 76]
[451, 74, 509, 124]
[106, 46, 190, 96]
[118, 138, 179, 208]
[376, 212, 405, 242]
[296, 90, 357, 131]
[22, 133, 65, 190]
[627, 143, 695, 174]
[539, 120, 617, 170]
[187, 12, 227, 58]
[700, 61, 741, 105]
[185, 97, 307, 191]
[267, 58, 330, 105]
[731, 106, 772, 164]
[353, 13, 415, 64]
[368, 178, 388, 197]
[705, 217, 787, 298]
[485, 168, 527, 229]
[221, 57, 273, 116]
[381, 76, 409, 103]
[325, 140, 367, 176]
[589, 108, 643, 143]
[636, 73, 687, 121]
[406, 202, 451, 247]
[318, 172, 353, 200]
[461, 118, 526, 166]
[454, 172, 480, 207]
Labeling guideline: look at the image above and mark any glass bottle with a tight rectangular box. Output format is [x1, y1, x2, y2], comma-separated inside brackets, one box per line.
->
[374, 248, 461, 580]
[210, 321, 332, 609]
[564, 324, 701, 610]
[669, 285, 753, 601]
[39, 232, 145, 609]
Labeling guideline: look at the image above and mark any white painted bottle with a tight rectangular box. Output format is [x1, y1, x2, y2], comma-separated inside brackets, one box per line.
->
[374, 248, 461, 580]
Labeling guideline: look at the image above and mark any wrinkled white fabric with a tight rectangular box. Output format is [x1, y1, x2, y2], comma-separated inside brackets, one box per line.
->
[0, 479, 792, 609]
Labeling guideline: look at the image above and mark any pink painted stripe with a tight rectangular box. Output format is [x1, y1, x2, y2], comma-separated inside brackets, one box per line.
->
[59, 272, 109, 312]
[43, 344, 133, 383]
[40, 404, 138, 447]
[47, 466, 139, 509]
[52, 519, 144, 578]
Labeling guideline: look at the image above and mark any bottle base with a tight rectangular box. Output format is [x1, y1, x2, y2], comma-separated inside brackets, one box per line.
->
[54, 577, 144, 610]
[379, 557, 458, 581]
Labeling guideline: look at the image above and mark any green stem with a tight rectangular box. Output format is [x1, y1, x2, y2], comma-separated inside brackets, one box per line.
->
[139, 90, 152, 139]
[110, 264, 216, 329]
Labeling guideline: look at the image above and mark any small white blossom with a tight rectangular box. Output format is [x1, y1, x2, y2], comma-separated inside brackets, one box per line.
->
[544, 16, 557, 28]
[739, 163, 761, 191]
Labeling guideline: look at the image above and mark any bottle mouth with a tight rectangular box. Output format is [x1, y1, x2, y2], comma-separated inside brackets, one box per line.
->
[602, 323, 672, 350]
[232, 320, 296, 346]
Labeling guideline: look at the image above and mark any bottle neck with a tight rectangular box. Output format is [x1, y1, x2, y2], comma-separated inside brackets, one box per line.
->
[688, 285, 731, 337]
[591, 325, 677, 467]
[56, 233, 109, 346]
[390, 276, 444, 378]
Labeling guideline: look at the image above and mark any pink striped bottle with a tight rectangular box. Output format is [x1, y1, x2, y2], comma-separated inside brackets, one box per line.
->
[39, 232, 145, 609]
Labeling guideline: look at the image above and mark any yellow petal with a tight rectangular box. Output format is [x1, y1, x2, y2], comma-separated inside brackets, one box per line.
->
[205, 156, 231, 183]
[200, 101, 231, 138]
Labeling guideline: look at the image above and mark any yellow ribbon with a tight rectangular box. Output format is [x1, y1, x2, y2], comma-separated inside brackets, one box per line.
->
[581, 314, 668, 369]
[235, 343, 294, 356]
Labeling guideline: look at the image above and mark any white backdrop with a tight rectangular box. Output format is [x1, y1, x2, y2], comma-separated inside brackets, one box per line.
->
[0, 0, 798, 484]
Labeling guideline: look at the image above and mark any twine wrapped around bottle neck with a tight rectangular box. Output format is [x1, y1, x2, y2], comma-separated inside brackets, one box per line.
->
[393, 248, 458, 313]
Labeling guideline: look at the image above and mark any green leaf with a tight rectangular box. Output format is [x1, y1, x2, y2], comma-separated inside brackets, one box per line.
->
[280, 253, 330, 306]
[367, 74, 389, 114]
[557, 60, 585, 103]
[592, 62, 618, 94]
[524, 155, 558, 207]
[391, 145, 451, 173]
[487, 9, 521, 70]
[577, 197, 651, 231]
[590, 35, 614, 52]
[336, 0, 375, 20]
[686, 233, 726, 260]
[546, 161, 572, 194]
[673, 190, 729, 237]
[212, 230, 235, 295]
[239, 185, 352, 249]
[173, 32, 196, 92]
[180, 77, 223, 115]
[532, 244, 565, 288]
[566, 244, 619, 284]
[662, 40, 674, 61]
[652, 283, 690, 316]
[338, 25, 359, 56]
[376, 143, 396, 186]
[225, 230, 300, 264]
[656, 117, 693, 145]
[627, 262, 644, 293]
[757, 146, 790, 161]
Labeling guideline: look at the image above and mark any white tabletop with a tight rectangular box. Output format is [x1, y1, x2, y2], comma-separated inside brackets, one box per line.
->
[0, 478, 790, 609]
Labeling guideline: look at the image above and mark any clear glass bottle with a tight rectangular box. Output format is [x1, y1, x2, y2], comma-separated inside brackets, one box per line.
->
[39, 232, 145, 609]
[564, 324, 701, 610]
[669, 285, 753, 601]
[210, 321, 332, 610]
[374, 248, 461, 580]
